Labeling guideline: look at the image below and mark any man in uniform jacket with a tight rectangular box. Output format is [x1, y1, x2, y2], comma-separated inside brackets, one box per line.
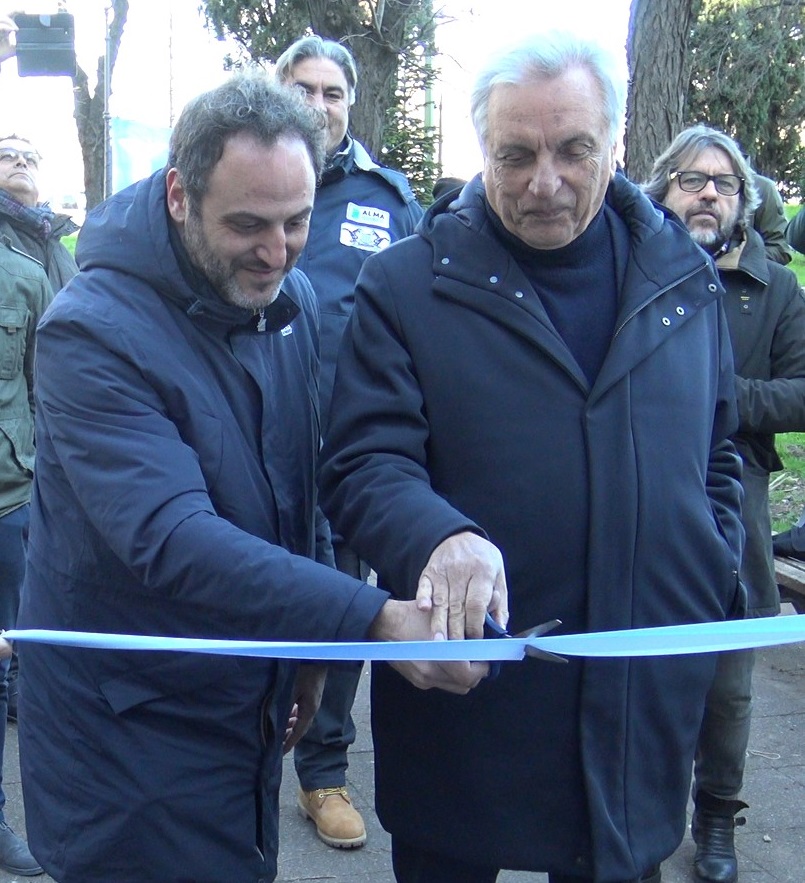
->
[16, 73, 445, 883]
[275, 35, 423, 849]
[319, 33, 744, 883]
[646, 125, 805, 883]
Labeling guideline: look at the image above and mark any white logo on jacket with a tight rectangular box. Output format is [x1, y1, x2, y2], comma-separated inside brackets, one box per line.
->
[339, 202, 393, 253]
[339, 223, 392, 253]
[346, 202, 390, 228]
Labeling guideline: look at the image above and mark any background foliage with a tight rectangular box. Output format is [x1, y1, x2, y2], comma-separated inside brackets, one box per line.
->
[686, 0, 805, 199]
[201, 0, 440, 202]
[69, 1, 805, 211]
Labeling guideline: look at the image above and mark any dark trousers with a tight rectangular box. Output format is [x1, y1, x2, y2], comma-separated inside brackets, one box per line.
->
[0, 504, 29, 820]
[294, 543, 369, 789]
[391, 837, 660, 883]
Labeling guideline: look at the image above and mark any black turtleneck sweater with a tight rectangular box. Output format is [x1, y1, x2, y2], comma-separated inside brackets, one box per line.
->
[486, 200, 628, 385]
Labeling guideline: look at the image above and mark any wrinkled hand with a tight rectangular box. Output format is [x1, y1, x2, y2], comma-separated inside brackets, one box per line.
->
[416, 532, 508, 640]
[369, 598, 489, 695]
[282, 664, 327, 754]
[0, 637, 11, 661]
[0, 14, 17, 64]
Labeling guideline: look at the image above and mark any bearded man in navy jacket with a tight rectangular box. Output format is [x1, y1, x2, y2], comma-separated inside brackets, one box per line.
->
[16, 72, 450, 883]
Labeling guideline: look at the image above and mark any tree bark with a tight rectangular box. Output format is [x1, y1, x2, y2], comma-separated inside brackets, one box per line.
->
[72, 0, 129, 211]
[624, 0, 701, 183]
[309, 0, 419, 160]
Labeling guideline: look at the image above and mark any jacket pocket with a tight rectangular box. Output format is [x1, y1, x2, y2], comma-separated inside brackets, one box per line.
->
[99, 652, 234, 714]
[0, 306, 28, 380]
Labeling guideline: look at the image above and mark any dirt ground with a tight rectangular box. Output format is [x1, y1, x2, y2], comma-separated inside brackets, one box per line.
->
[770, 471, 805, 530]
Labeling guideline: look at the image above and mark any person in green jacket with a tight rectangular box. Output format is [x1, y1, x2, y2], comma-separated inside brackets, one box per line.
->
[0, 236, 52, 875]
[0, 134, 78, 296]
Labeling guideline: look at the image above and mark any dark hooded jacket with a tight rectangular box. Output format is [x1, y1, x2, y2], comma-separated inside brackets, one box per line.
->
[319, 174, 744, 881]
[717, 225, 805, 615]
[17, 168, 388, 883]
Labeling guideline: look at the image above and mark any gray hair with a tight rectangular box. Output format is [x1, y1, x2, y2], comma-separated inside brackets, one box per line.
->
[642, 124, 760, 227]
[0, 133, 39, 158]
[470, 31, 628, 154]
[275, 35, 357, 106]
[168, 70, 326, 206]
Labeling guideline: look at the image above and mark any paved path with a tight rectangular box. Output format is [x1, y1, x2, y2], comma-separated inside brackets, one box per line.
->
[2, 613, 803, 882]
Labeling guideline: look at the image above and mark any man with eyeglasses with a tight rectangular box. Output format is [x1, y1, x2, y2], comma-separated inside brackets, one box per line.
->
[0, 135, 78, 296]
[0, 134, 78, 732]
[0, 137, 52, 876]
[645, 125, 805, 883]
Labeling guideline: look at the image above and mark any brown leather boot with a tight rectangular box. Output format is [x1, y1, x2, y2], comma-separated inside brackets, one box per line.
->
[691, 791, 748, 883]
[297, 786, 367, 848]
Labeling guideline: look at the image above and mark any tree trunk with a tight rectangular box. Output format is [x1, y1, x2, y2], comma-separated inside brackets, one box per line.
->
[309, 0, 418, 159]
[624, 0, 701, 183]
[72, 0, 129, 211]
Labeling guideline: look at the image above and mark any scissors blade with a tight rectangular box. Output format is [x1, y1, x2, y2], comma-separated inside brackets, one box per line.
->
[515, 619, 567, 663]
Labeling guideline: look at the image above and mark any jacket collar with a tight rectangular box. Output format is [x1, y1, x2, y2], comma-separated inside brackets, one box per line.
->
[715, 226, 770, 286]
[77, 167, 301, 332]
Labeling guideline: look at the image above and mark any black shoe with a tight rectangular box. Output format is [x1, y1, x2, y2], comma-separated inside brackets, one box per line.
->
[691, 792, 747, 883]
[773, 528, 805, 560]
[0, 822, 43, 876]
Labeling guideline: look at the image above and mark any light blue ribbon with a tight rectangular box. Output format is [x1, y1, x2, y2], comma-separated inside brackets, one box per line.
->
[5, 615, 804, 661]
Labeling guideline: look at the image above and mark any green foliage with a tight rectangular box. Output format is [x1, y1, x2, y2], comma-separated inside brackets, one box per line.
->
[783, 203, 805, 284]
[201, 0, 311, 67]
[686, 0, 805, 199]
[771, 432, 805, 531]
[378, 9, 440, 203]
[200, 0, 441, 203]
[62, 233, 77, 256]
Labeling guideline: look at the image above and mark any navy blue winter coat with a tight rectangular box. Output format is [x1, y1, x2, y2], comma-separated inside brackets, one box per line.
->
[17, 168, 388, 883]
[320, 174, 744, 881]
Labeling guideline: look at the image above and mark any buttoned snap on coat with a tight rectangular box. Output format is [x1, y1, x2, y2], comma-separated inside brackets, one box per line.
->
[319, 174, 744, 882]
[17, 168, 388, 883]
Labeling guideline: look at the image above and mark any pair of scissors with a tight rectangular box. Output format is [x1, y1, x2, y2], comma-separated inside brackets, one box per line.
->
[484, 612, 567, 666]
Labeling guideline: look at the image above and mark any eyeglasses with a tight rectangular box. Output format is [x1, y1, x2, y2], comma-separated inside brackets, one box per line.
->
[0, 148, 40, 169]
[669, 170, 743, 196]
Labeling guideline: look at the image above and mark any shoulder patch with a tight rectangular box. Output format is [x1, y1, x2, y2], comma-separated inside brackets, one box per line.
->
[340, 223, 392, 253]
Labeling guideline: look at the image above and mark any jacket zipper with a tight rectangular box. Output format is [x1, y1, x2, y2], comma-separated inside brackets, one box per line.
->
[612, 260, 710, 340]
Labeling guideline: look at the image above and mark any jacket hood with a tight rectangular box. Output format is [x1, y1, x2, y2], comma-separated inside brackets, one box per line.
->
[49, 211, 79, 240]
[420, 172, 683, 249]
[417, 172, 704, 291]
[323, 136, 419, 206]
[75, 169, 261, 328]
